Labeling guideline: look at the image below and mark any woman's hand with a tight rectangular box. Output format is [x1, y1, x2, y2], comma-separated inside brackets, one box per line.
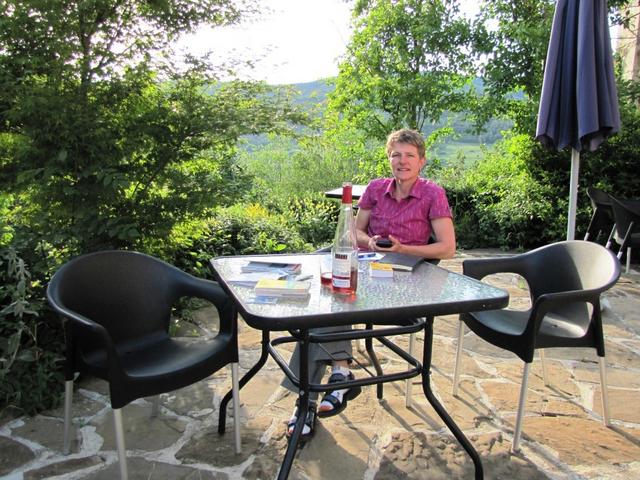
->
[367, 234, 381, 251]
[385, 235, 402, 252]
[369, 234, 402, 252]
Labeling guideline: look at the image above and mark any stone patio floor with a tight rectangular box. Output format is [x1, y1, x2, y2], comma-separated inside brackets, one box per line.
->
[1, 250, 639, 479]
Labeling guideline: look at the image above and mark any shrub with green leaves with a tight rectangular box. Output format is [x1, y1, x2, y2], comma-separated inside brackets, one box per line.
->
[0, 248, 63, 416]
[167, 204, 314, 278]
[282, 194, 338, 248]
[436, 133, 557, 249]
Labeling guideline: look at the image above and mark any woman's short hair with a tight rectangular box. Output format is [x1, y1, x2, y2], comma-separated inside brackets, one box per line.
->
[386, 129, 426, 159]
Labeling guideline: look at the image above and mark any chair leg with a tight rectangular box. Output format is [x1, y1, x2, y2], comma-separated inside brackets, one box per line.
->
[605, 225, 615, 249]
[63, 380, 73, 455]
[150, 395, 160, 418]
[113, 408, 128, 480]
[231, 362, 242, 454]
[452, 321, 465, 396]
[626, 247, 631, 273]
[539, 350, 550, 387]
[405, 333, 415, 408]
[512, 362, 531, 453]
[598, 356, 611, 427]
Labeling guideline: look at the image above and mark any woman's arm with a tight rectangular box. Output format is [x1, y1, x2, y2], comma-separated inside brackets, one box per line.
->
[355, 208, 378, 249]
[384, 217, 456, 259]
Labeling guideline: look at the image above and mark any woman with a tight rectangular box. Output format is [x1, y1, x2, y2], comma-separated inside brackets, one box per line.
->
[284, 128, 456, 440]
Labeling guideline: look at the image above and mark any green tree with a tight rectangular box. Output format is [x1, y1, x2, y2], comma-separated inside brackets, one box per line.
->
[0, 1, 306, 252]
[0, 0, 307, 414]
[471, 0, 632, 134]
[329, 0, 477, 140]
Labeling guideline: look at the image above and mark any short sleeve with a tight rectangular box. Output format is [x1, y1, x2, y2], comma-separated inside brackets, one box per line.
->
[428, 184, 452, 219]
[357, 179, 383, 210]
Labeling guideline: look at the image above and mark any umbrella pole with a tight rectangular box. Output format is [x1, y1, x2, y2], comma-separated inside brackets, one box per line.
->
[567, 148, 580, 240]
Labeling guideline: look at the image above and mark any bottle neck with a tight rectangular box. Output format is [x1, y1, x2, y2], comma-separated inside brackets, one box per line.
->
[341, 183, 352, 204]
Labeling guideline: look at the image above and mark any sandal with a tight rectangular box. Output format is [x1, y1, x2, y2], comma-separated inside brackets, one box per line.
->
[286, 400, 317, 441]
[317, 371, 362, 418]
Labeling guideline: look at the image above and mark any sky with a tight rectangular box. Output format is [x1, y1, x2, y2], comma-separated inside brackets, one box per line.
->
[175, 0, 353, 85]
[175, 0, 620, 86]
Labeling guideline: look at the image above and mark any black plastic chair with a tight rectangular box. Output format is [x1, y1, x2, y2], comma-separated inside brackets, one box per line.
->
[606, 196, 640, 273]
[47, 250, 241, 480]
[451, 241, 620, 453]
[584, 187, 613, 243]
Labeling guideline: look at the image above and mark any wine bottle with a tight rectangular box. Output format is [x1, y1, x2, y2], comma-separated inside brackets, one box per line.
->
[331, 182, 358, 294]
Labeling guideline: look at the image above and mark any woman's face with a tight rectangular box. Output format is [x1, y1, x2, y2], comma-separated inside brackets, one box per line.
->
[388, 142, 426, 183]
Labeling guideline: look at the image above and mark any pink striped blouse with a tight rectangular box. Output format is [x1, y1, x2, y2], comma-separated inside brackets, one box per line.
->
[358, 177, 452, 245]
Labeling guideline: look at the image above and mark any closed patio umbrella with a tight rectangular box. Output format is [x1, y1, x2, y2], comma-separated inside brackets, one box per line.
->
[536, 0, 620, 240]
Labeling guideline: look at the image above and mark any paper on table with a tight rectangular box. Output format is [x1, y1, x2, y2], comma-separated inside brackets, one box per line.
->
[228, 271, 284, 287]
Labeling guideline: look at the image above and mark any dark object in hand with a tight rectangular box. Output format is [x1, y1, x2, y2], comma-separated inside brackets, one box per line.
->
[376, 238, 393, 248]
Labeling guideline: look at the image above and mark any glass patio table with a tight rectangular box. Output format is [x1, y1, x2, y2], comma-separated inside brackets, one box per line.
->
[210, 253, 508, 480]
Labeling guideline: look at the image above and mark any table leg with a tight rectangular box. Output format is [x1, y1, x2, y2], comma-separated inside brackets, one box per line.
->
[218, 330, 271, 435]
[421, 316, 484, 480]
[277, 329, 310, 480]
[364, 322, 384, 399]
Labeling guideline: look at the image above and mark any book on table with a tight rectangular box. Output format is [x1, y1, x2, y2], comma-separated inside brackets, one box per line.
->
[377, 252, 424, 271]
[228, 271, 285, 287]
[254, 278, 311, 297]
[241, 260, 302, 275]
[369, 262, 394, 278]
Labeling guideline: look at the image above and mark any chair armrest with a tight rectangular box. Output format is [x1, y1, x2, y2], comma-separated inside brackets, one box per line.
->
[54, 307, 122, 374]
[176, 273, 236, 335]
[462, 254, 526, 280]
[526, 289, 601, 335]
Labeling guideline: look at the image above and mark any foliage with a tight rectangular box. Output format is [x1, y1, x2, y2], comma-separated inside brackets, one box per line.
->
[470, 0, 633, 134]
[331, 0, 477, 140]
[0, 0, 308, 414]
[280, 194, 339, 248]
[434, 133, 558, 249]
[0, 247, 63, 416]
[526, 76, 640, 237]
[239, 128, 373, 198]
[165, 204, 313, 278]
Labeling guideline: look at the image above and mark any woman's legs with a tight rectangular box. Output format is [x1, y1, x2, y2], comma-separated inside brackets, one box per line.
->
[281, 327, 354, 436]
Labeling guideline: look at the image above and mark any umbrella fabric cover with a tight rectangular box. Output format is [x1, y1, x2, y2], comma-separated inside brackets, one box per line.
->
[536, 0, 621, 240]
[536, 0, 620, 152]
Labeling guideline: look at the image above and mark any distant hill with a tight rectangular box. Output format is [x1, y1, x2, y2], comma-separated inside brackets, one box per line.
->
[241, 78, 512, 159]
[277, 78, 512, 145]
[285, 79, 334, 105]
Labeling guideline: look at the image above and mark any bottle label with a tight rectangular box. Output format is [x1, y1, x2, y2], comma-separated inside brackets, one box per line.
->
[332, 252, 354, 288]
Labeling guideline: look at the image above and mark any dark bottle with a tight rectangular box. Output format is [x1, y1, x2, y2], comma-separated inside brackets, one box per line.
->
[331, 182, 358, 294]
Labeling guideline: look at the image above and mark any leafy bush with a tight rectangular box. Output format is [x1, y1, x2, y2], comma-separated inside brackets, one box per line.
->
[282, 194, 339, 248]
[0, 248, 63, 416]
[435, 133, 558, 249]
[166, 204, 314, 278]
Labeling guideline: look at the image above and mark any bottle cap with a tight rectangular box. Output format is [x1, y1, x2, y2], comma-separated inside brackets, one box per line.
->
[342, 182, 352, 204]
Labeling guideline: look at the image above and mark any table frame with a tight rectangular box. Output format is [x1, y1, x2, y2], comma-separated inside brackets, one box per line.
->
[211, 254, 508, 480]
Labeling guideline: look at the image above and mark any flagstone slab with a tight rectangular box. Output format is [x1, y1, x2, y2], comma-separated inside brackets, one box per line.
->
[13, 415, 70, 452]
[23, 455, 105, 480]
[0, 436, 34, 476]
[83, 456, 228, 480]
[92, 404, 188, 452]
[524, 416, 640, 466]
[375, 431, 547, 479]
[592, 387, 640, 423]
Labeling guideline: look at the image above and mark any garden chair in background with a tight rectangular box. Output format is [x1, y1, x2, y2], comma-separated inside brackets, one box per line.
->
[584, 187, 613, 243]
[47, 250, 241, 480]
[451, 240, 620, 453]
[607, 195, 640, 273]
